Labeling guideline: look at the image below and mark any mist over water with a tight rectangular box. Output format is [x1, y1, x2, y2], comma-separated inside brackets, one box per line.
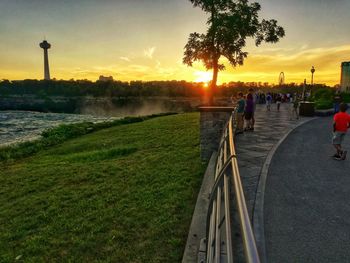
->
[77, 97, 196, 117]
[0, 111, 116, 147]
[79, 100, 170, 117]
[0, 97, 199, 147]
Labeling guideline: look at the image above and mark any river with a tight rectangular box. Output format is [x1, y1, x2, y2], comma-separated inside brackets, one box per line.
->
[0, 111, 116, 147]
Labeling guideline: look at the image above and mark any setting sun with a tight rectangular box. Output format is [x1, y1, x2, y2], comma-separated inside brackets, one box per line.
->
[194, 71, 212, 84]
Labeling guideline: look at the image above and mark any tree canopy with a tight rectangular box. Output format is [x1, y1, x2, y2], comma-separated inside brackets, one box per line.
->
[183, 0, 285, 104]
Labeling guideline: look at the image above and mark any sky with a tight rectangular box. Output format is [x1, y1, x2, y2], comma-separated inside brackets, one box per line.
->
[0, 0, 349, 86]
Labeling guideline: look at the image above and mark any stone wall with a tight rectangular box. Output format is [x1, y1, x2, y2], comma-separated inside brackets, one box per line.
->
[199, 106, 235, 160]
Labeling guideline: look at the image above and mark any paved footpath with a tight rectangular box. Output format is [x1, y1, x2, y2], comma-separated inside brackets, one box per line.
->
[235, 103, 306, 218]
[233, 103, 317, 262]
[264, 116, 350, 262]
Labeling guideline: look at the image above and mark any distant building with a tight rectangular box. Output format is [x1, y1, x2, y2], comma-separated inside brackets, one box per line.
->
[340, 62, 350, 92]
[98, 75, 114, 82]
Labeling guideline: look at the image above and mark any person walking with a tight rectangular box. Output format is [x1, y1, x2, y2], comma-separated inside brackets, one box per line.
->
[333, 90, 342, 114]
[290, 94, 299, 120]
[244, 93, 254, 131]
[234, 92, 245, 134]
[248, 88, 257, 131]
[276, 94, 282, 111]
[266, 92, 272, 111]
[332, 103, 350, 160]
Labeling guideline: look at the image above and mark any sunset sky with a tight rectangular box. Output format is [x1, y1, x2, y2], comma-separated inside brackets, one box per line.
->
[0, 0, 349, 85]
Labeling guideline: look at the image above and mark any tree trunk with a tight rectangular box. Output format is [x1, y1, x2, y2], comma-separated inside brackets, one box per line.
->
[209, 1, 217, 106]
[209, 60, 219, 105]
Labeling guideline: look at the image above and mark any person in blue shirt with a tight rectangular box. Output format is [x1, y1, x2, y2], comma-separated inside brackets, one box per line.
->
[235, 92, 245, 134]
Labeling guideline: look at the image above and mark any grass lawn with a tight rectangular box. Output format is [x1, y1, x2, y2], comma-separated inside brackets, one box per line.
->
[0, 113, 206, 263]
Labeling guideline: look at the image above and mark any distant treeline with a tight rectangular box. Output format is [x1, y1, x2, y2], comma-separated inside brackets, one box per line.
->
[0, 79, 333, 98]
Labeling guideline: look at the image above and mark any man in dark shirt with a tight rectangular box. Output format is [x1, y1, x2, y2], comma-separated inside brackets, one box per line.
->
[248, 88, 257, 131]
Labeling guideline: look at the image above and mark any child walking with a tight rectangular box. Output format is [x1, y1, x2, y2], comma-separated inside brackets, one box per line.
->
[332, 103, 350, 160]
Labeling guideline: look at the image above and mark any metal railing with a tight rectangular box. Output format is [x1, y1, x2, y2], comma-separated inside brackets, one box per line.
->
[204, 110, 260, 263]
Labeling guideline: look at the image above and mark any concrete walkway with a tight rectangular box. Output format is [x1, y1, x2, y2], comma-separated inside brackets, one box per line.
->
[235, 103, 307, 217]
[264, 116, 350, 262]
[183, 103, 308, 262]
[233, 103, 314, 261]
[184, 103, 332, 262]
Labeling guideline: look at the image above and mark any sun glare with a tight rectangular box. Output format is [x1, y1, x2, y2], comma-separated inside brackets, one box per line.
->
[194, 71, 212, 84]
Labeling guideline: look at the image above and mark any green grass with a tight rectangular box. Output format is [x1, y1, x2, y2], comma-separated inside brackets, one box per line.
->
[0, 113, 176, 162]
[0, 113, 206, 262]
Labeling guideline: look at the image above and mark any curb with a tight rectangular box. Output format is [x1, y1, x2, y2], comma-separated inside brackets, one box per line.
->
[315, 109, 333, 116]
[252, 117, 318, 263]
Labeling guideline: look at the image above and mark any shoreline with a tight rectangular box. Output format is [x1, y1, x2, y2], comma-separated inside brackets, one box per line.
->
[0, 111, 118, 148]
[0, 112, 177, 161]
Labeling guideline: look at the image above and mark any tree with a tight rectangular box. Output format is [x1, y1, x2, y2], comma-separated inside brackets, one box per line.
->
[183, 0, 285, 104]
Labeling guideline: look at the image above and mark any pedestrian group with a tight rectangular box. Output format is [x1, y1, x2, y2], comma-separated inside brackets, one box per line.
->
[233, 89, 350, 161]
[233, 90, 302, 135]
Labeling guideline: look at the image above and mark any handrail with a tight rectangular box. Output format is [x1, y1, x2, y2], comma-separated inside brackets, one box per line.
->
[204, 110, 260, 263]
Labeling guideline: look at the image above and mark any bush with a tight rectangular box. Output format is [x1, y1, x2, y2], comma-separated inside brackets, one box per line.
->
[312, 89, 335, 110]
[315, 100, 333, 110]
[341, 92, 350, 103]
[313, 88, 334, 101]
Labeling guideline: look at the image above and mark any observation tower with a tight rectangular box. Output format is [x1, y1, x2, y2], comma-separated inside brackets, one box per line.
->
[39, 40, 51, 80]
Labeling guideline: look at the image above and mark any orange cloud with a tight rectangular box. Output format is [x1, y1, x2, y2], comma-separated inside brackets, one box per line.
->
[220, 44, 350, 85]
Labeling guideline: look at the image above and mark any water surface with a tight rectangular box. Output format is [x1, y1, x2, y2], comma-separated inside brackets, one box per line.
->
[0, 111, 116, 146]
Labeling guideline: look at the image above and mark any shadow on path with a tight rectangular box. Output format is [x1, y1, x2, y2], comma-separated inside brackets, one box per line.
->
[264, 117, 350, 262]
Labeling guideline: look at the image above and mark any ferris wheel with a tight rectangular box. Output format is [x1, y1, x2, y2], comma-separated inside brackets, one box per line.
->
[278, 72, 285, 86]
